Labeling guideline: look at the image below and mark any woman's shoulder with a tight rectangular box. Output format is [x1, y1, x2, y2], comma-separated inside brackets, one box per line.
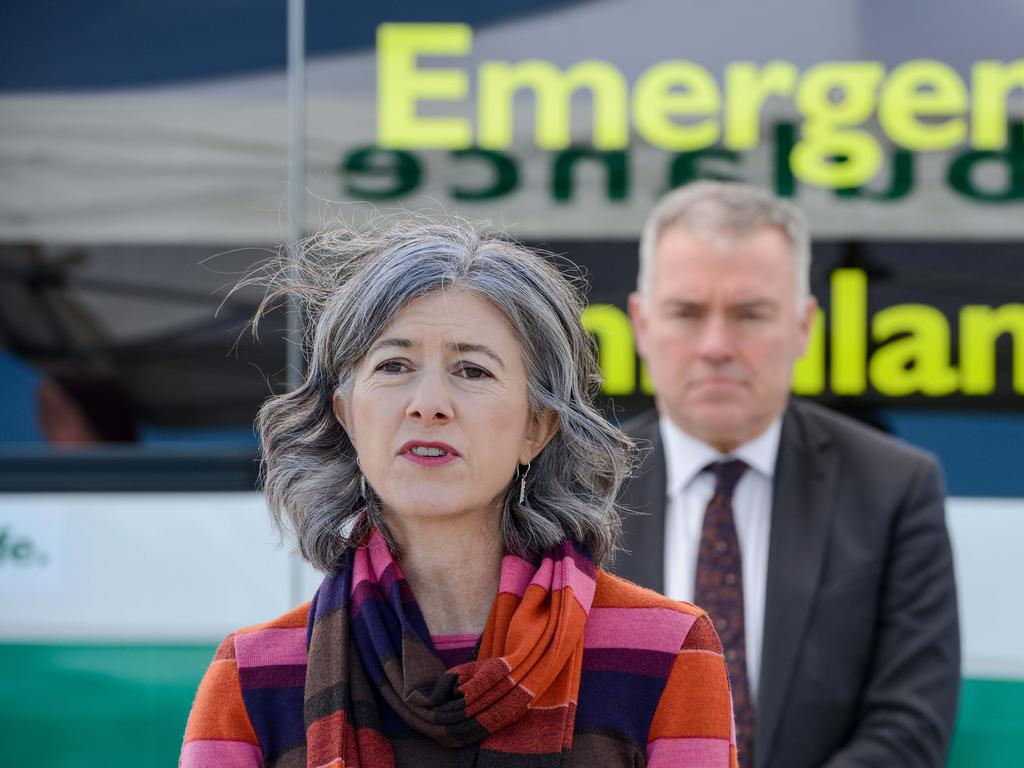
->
[238, 601, 312, 633]
[575, 569, 734, 765]
[181, 602, 313, 766]
[593, 568, 706, 616]
[213, 601, 312, 674]
[588, 569, 714, 654]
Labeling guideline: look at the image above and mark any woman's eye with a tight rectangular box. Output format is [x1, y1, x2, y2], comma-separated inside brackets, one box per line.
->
[376, 360, 407, 374]
[456, 363, 491, 380]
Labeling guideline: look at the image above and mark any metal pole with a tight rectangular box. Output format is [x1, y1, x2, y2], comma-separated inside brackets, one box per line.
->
[286, 0, 306, 606]
[287, 0, 306, 386]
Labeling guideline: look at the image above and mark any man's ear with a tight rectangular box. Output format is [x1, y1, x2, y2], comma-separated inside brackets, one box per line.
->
[520, 409, 559, 465]
[332, 391, 350, 433]
[627, 291, 649, 360]
[796, 295, 819, 356]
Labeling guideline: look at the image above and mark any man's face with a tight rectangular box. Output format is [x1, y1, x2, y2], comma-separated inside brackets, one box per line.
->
[629, 225, 816, 452]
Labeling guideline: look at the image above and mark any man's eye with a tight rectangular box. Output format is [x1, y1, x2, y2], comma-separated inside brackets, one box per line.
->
[669, 306, 702, 319]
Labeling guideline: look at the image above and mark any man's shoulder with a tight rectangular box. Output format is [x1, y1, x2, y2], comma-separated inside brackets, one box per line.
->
[787, 398, 938, 469]
[621, 409, 662, 442]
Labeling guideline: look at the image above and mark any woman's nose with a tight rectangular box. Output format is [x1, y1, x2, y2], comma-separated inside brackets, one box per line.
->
[405, 369, 454, 425]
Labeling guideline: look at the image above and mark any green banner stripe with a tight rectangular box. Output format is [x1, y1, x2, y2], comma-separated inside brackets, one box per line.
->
[1, 644, 1021, 767]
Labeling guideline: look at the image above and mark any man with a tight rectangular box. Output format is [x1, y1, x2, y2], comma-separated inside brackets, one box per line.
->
[615, 181, 960, 768]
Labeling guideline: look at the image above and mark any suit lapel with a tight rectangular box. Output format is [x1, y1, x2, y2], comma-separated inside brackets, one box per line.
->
[756, 402, 838, 768]
[618, 415, 667, 592]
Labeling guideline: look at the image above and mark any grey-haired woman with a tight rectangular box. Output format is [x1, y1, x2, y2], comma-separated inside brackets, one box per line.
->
[182, 219, 738, 768]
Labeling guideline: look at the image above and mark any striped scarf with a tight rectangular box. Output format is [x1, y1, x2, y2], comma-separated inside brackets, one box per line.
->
[303, 529, 596, 767]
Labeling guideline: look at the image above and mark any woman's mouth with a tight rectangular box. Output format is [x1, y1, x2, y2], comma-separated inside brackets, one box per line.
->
[399, 441, 460, 466]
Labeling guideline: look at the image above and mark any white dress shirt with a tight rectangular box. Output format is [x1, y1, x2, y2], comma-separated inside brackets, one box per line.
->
[659, 416, 782, 703]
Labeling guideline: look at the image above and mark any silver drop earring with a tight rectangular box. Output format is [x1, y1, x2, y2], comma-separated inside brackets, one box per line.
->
[518, 462, 531, 504]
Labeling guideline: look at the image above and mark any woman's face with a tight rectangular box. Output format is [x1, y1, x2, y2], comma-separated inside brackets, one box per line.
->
[334, 288, 557, 529]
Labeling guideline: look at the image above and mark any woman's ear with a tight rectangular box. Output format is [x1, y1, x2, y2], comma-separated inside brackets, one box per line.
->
[520, 409, 559, 464]
[332, 391, 350, 433]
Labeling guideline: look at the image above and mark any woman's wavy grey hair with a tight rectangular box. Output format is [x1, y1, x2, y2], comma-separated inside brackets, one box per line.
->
[247, 217, 634, 572]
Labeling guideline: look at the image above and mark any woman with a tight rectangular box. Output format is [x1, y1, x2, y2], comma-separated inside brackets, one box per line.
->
[181, 220, 738, 767]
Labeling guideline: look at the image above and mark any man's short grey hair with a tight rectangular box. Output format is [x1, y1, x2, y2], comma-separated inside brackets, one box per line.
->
[638, 181, 812, 306]
[248, 217, 633, 572]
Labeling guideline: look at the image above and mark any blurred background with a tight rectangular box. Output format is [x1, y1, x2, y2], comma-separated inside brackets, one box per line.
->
[1, 1, 1022, 765]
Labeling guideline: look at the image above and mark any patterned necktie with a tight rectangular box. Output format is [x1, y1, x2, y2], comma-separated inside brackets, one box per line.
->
[694, 459, 755, 768]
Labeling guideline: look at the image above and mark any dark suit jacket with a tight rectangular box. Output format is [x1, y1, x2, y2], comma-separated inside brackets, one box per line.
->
[612, 398, 960, 768]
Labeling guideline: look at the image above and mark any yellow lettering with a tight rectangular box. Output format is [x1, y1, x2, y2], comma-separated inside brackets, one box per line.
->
[879, 60, 967, 150]
[581, 304, 636, 394]
[632, 62, 721, 151]
[972, 60, 1024, 149]
[376, 23, 472, 149]
[724, 61, 798, 150]
[478, 60, 628, 150]
[791, 62, 885, 187]
[831, 268, 868, 394]
[960, 304, 1024, 394]
[870, 305, 959, 396]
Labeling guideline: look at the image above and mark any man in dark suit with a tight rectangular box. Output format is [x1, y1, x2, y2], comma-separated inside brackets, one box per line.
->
[615, 181, 960, 768]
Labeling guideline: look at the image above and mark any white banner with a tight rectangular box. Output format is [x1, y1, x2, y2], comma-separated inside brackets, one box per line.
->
[0, 491, 1021, 679]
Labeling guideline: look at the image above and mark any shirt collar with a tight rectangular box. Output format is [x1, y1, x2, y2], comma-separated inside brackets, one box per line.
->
[659, 413, 783, 495]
